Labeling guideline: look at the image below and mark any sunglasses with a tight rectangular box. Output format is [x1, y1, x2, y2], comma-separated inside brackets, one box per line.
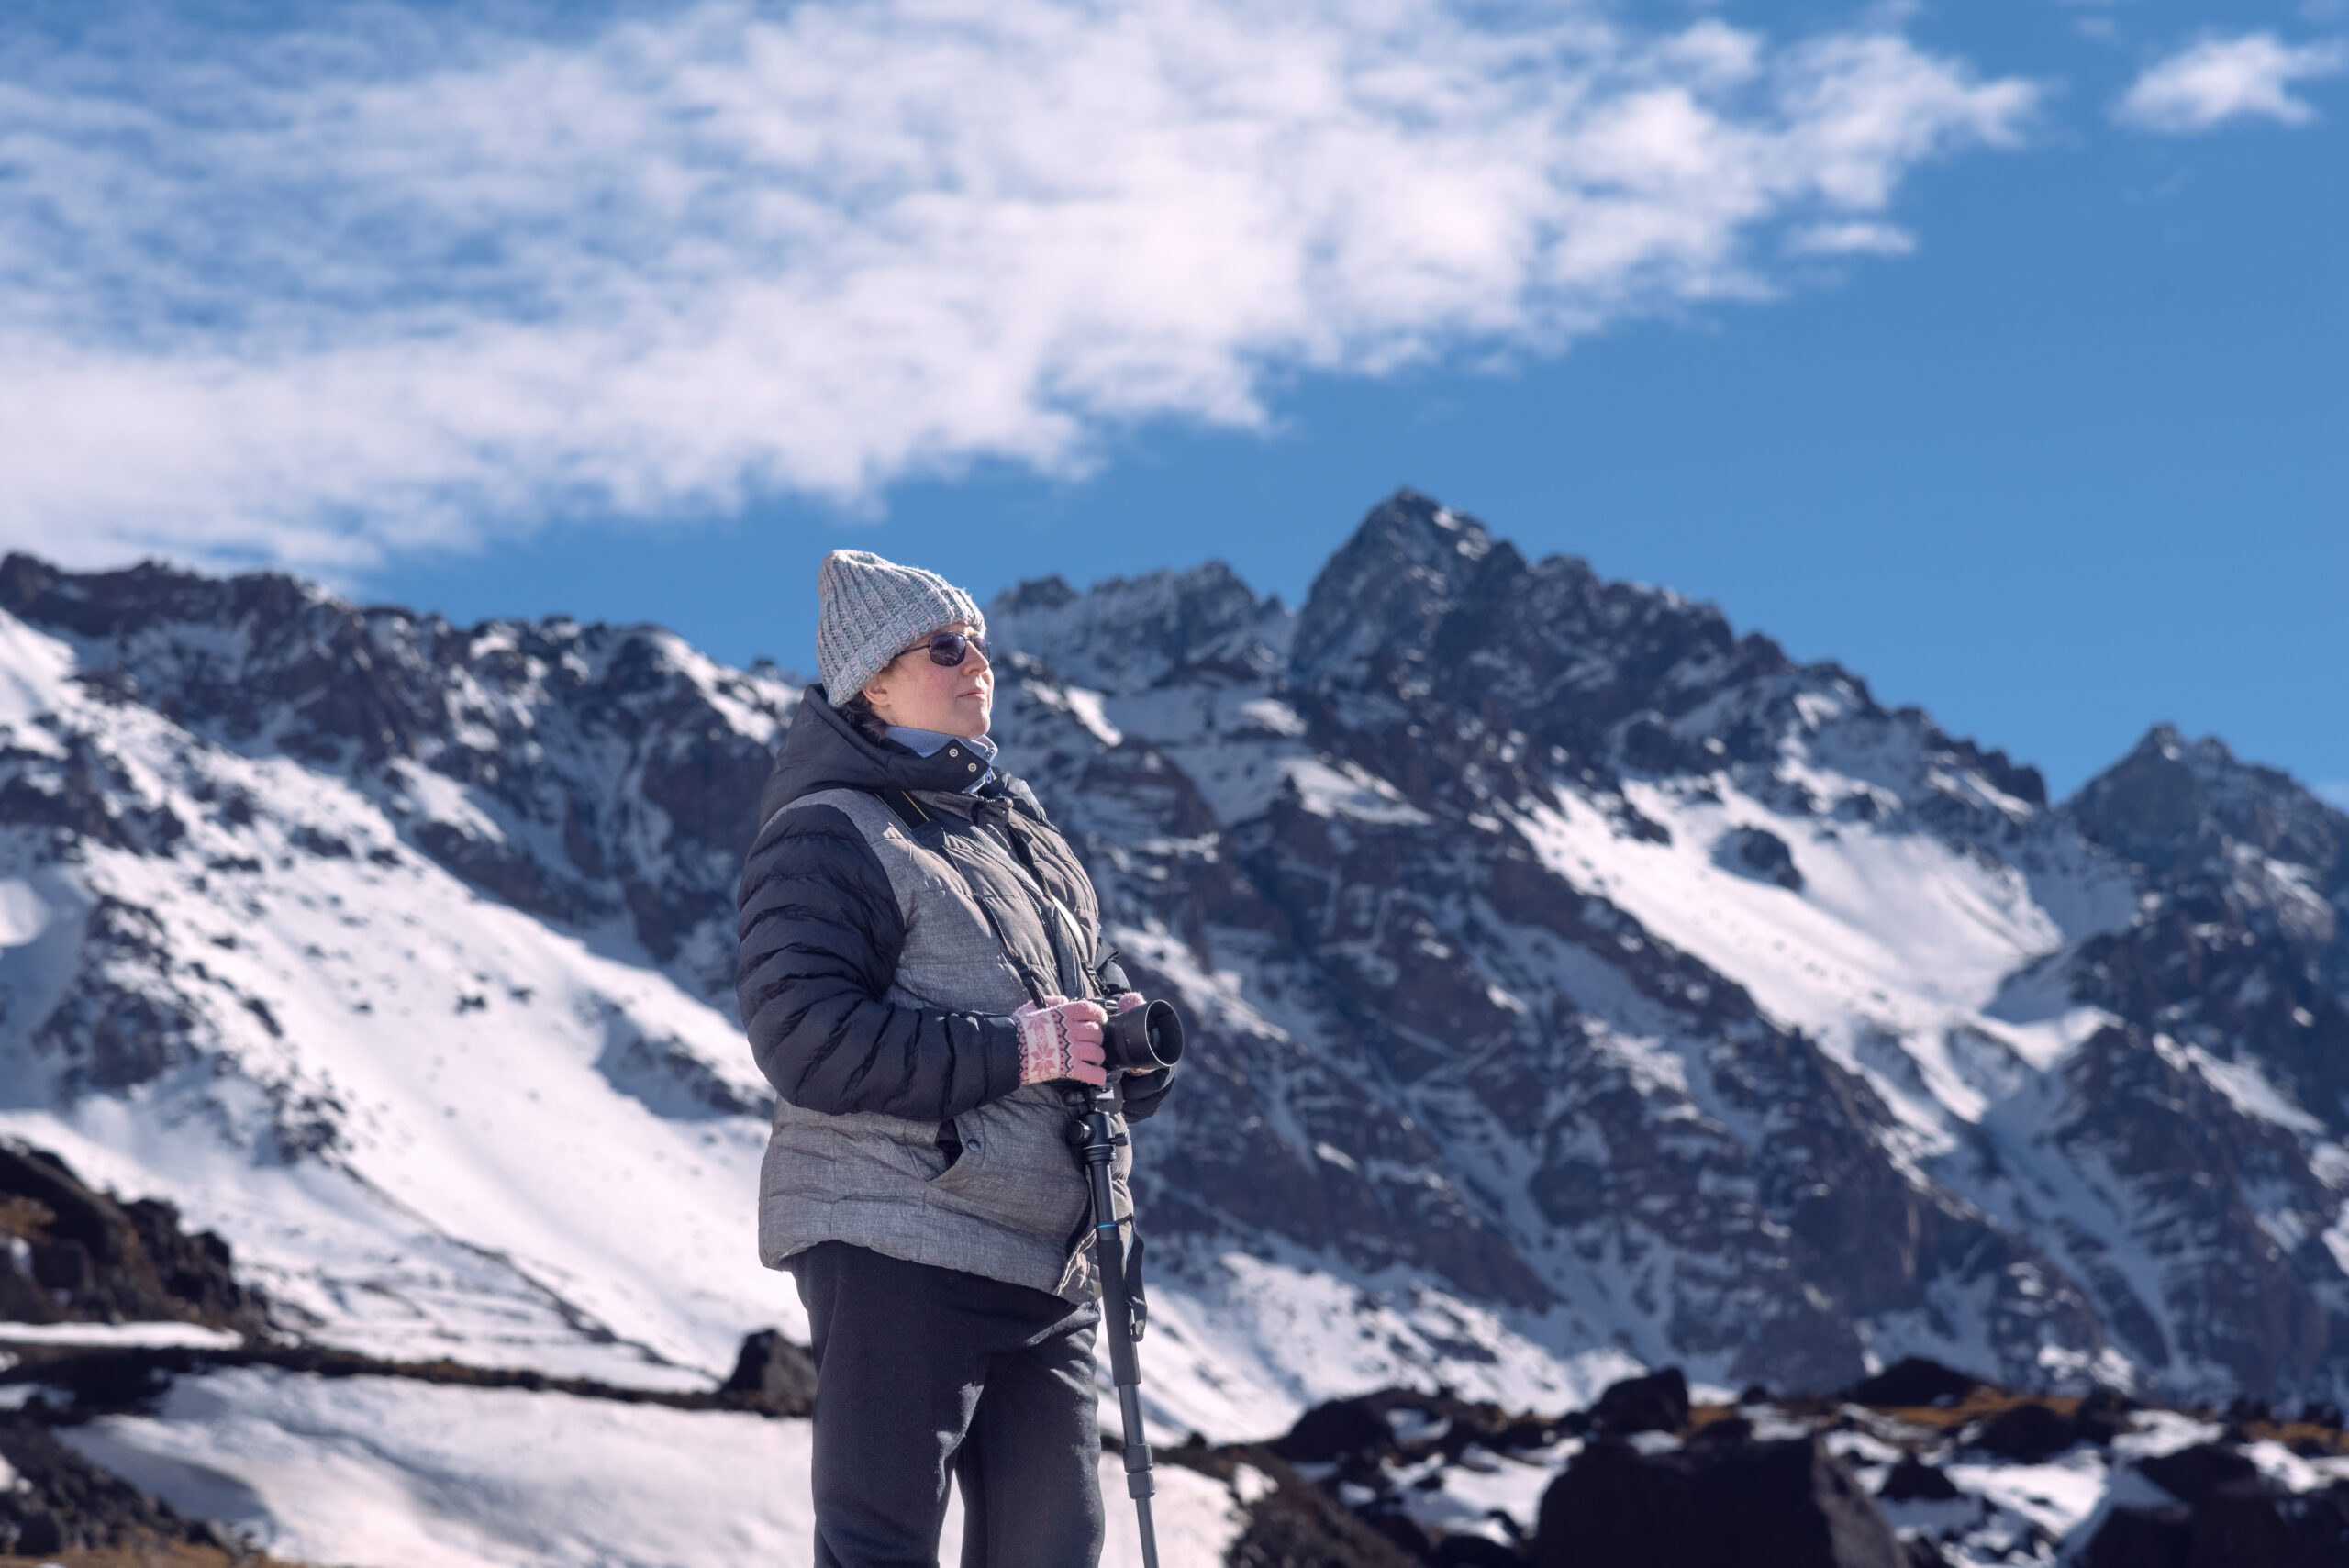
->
[896, 629, 989, 667]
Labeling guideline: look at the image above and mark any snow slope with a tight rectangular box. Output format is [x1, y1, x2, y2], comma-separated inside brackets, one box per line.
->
[57, 1366, 1244, 1568]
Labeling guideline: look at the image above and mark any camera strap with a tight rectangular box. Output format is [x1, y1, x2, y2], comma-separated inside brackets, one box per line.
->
[991, 809, 1116, 1006]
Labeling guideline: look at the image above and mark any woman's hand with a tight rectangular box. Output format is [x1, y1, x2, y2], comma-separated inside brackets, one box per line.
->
[1013, 994, 1108, 1086]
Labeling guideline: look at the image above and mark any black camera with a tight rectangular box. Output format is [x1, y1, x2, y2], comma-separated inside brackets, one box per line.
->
[1101, 997, 1185, 1074]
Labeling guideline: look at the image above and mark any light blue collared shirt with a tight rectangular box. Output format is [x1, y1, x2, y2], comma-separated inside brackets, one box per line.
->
[885, 724, 998, 793]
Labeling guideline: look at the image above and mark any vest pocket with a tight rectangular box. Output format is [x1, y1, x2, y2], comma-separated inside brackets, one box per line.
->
[925, 1093, 1090, 1239]
[926, 1115, 982, 1191]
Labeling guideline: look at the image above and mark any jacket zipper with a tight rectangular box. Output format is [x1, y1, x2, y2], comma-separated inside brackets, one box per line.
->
[968, 811, 1098, 1001]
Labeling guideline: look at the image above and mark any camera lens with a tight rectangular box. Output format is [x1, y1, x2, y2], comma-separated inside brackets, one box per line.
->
[1103, 998, 1184, 1073]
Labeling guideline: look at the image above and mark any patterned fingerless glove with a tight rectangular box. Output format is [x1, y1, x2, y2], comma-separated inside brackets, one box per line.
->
[1012, 995, 1108, 1087]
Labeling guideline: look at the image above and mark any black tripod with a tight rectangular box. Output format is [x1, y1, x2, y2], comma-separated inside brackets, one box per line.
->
[1072, 1081, 1160, 1568]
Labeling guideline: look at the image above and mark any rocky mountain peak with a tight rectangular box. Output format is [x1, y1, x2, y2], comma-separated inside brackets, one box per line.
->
[2068, 721, 2346, 889]
[0, 550, 336, 650]
[2065, 721, 2349, 1007]
[988, 573, 1079, 617]
[1289, 489, 1527, 684]
[1285, 492, 1763, 744]
[986, 558, 1288, 693]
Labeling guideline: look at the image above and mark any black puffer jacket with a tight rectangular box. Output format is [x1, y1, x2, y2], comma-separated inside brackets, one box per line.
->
[734, 684, 1174, 1296]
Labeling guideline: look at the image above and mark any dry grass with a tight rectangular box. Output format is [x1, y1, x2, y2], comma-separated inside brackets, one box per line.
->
[2243, 1419, 2349, 1455]
[1687, 1388, 2063, 1436]
[1702, 1387, 2349, 1457]
[1864, 1386, 2079, 1431]
[0, 1193, 58, 1238]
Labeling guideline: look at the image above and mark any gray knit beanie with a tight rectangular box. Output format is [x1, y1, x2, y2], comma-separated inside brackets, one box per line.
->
[815, 549, 988, 706]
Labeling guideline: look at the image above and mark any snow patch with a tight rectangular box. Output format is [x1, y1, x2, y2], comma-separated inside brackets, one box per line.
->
[2184, 1046, 2323, 1135]
[0, 1321, 245, 1350]
[1285, 759, 1431, 826]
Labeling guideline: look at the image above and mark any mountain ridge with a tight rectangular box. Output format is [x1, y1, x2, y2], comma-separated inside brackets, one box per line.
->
[1, 491, 2345, 1454]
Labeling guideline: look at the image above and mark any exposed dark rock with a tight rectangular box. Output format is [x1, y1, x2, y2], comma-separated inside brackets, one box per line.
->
[1719, 825, 1804, 891]
[2079, 1504, 2192, 1568]
[1589, 1367, 1690, 1436]
[1361, 1510, 1435, 1559]
[1432, 1538, 1526, 1567]
[408, 819, 609, 929]
[2073, 1385, 2136, 1445]
[0, 1140, 271, 1335]
[1222, 1453, 1426, 1568]
[1274, 1386, 1554, 1480]
[721, 1329, 818, 1410]
[1840, 1358, 1984, 1408]
[2185, 1480, 2349, 1566]
[1965, 1400, 2080, 1463]
[2087, 1440, 2349, 1568]
[2134, 1442, 2263, 1506]
[1876, 1454, 1960, 1503]
[288, 822, 352, 859]
[1694, 1415, 1754, 1447]
[26, 897, 205, 1093]
[595, 1023, 773, 1121]
[0, 1416, 159, 1551]
[1277, 1395, 1397, 1467]
[2227, 1393, 2276, 1425]
[0, 726, 186, 855]
[1533, 1431, 1905, 1568]
[1622, 711, 1713, 776]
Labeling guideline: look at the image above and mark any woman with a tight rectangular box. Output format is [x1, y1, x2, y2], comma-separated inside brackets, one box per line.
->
[736, 548, 1176, 1568]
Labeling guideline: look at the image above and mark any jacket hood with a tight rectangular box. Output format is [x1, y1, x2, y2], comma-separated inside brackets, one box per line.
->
[757, 683, 1018, 829]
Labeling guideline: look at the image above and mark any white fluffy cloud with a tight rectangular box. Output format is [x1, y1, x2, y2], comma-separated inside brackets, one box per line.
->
[1787, 220, 1917, 257]
[0, 1, 2038, 573]
[2115, 31, 2347, 133]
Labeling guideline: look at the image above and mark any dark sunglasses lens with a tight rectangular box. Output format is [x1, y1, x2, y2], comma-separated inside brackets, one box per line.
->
[926, 631, 985, 666]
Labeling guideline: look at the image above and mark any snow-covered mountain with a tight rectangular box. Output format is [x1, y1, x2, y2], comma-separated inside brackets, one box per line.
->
[0, 548, 796, 1398]
[987, 494, 2349, 1418]
[3, 489, 2347, 1485]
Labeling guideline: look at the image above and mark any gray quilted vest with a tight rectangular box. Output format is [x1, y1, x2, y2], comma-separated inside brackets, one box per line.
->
[755, 785, 1132, 1303]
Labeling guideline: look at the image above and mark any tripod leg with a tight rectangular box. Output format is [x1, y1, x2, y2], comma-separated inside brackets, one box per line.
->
[1115, 1383, 1160, 1568]
[1079, 1110, 1159, 1568]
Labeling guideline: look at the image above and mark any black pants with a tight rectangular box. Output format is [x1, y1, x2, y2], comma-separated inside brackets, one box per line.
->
[790, 1240, 1106, 1568]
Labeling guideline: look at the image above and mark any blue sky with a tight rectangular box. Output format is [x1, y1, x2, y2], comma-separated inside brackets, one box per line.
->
[2, 0, 2342, 806]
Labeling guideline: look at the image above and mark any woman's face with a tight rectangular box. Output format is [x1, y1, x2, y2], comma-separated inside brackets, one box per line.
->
[860, 620, 993, 737]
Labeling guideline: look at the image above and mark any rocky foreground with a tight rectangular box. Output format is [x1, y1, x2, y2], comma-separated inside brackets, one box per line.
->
[6, 1134, 2349, 1566]
[1199, 1359, 2349, 1567]
[0, 1134, 817, 1562]
[9, 1334, 2347, 1565]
